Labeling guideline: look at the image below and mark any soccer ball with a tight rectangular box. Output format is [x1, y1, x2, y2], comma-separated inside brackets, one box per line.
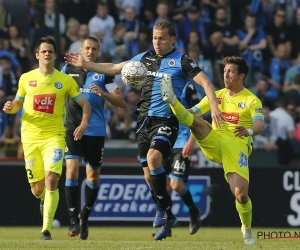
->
[121, 61, 147, 88]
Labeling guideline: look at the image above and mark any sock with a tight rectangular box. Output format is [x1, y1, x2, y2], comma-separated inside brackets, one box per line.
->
[180, 186, 197, 213]
[170, 100, 194, 127]
[42, 189, 59, 232]
[236, 198, 252, 228]
[150, 166, 168, 209]
[65, 179, 79, 224]
[149, 186, 157, 205]
[35, 187, 46, 200]
[80, 180, 99, 220]
[166, 190, 173, 218]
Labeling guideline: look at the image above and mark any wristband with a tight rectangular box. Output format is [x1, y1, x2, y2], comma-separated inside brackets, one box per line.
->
[247, 128, 253, 136]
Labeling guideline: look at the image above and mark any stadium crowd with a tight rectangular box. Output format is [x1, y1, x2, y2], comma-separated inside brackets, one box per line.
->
[0, 0, 300, 165]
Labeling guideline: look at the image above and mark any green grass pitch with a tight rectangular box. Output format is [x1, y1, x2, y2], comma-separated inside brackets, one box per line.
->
[0, 226, 299, 250]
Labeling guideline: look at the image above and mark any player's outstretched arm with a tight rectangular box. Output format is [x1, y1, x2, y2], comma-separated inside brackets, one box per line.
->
[193, 72, 225, 127]
[64, 52, 125, 76]
[2, 99, 23, 114]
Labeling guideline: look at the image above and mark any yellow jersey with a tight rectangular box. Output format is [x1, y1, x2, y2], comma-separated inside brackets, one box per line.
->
[193, 87, 264, 145]
[16, 69, 82, 142]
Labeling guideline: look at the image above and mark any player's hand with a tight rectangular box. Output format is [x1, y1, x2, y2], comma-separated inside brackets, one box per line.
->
[64, 52, 85, 68]
[210, 105, 225, 128]
[3, 101, 13, 112]
[182, 142, 194, 158]
[90, 84, 105, 96]
[234, 126, 250, 138]
[73, 122, 88, 141]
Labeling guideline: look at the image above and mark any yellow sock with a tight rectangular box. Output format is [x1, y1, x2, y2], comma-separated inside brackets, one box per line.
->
[236, 198, 252, 228]
[170, 100, 194, 127]
[42, 189, 59, 232]
[33, 187, 45, 200]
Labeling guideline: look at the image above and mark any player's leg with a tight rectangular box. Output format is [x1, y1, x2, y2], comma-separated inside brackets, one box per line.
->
[41, 137, 64, 240]
[223, 141, 255, 244]
[169, 149, 201, 235]
[160, 74, 211, 140]
[78, 136, 104, 240]
[23, 142, 50, 239]
[64, 130, 82, 236]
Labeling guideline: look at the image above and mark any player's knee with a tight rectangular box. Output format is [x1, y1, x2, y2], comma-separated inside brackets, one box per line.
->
[87, 175, 100, 185]
[236, 193, 249, 204]
[31, 185, 44, 197]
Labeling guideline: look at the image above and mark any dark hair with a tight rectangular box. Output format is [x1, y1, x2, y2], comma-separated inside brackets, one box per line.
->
[223, 56, 249, 79]
[153, 20, 176, 37]
[82, 36, 100, 50]
[0, 55, 11, 62]
[35, 37, 57, 54]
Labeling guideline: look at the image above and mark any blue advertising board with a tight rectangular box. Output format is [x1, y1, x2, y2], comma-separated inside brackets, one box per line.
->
[81, 175, 210, 221]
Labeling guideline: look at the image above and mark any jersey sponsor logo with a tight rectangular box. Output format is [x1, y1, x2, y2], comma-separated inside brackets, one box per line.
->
[33, 94, 56, 114]
[238, 102, 245, 109]
[80, 87, 94, 93]
[238, 151, 248, 167]
[147, 71, 166, 77]
[168, 59, 176, 67]
[29, 80, 37, 87]
[52, 148, 63, 163]
[55, 82, 63, 89]
[217, 98, 222, 104]
[222, 112, 239, 124]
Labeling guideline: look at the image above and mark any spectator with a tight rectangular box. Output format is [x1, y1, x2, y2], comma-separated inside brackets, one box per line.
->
[169, 0, 193, 22]
[209, 31, 239, 89]
[44, 0, 66, 35]
[237, 12, 267, 88]
[287, 6, 300, 61]
[61, 0, 87, 24]
[261, 43, 291, 93]
[0, 105, 10, 145]
[0, 55, 18, 102]
[126, 87, 141, 116]
[128, 26, 152, 59]
[253, 77, 279, 110]
[88, 1, 115, 44]
[0, 0, 14, 48]
[109, 105, 137, 141]
[253, 105, 277, 151]
[121, 6, 144, 42]
[206, 7, 239, 46]
[114, 0, 142, 22]
[148, 1, 171, 30]
[61, 18, 80, 56]
[270, 97, 296, 166]
[68, 24, 89, 53]
[283, 51, 300, 93]
[284, 73, 300, 107]
[101, 23, 129, 63]
[177, 5, 207, 47]
[264, 7, 291, 60]
[3, 24, 31, 73]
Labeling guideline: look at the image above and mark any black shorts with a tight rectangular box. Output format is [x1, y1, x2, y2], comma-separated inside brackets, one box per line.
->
[163, 148, 191, 182]
[65, 130, 105, 168]
[137, 116, 178, 167]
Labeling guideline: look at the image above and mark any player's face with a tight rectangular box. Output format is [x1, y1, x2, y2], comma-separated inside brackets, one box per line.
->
[36, 42, 56, 66]
[80, 39, 99, 62]
[152, 28, 176, 57]
[223, 63, 243, 90]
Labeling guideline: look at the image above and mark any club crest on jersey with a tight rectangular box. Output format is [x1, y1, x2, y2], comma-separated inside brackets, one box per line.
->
[238, 151, 248, 167]
[93, 74, 100, 81]
[29, 80, 37, 87]
[55, 82, 63, 89]
[168, 59, 176, 67]
[238, 102, 245, 109]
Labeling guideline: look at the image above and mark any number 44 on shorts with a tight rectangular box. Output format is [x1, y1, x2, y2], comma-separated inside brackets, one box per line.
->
[174, 160, 186, 172]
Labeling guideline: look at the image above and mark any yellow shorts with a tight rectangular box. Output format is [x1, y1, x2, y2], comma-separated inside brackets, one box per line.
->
[192, 122, 251, 182]
[23, 136, 65, 183]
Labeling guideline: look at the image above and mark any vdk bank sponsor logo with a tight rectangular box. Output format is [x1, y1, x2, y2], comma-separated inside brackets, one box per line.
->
[81, 175, 210, 221]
